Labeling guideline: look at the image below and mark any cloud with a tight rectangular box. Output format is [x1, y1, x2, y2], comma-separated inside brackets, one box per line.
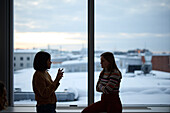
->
[96, 32, 170, 39]
[13, 0, 170, 52]
[95, 32, 170, 52]
[118, 33, 170, 38]
[15, 22, 41, 29]
[14, 0, 86, 32]
[31, 2, 39, 6]
[63, 0, 78, 4]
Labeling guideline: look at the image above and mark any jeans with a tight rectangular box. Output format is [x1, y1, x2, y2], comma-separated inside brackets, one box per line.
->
[36, 103, 56, 113]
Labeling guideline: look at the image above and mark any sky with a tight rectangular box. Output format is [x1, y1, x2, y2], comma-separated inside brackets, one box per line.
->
[14, 0, 170, 52]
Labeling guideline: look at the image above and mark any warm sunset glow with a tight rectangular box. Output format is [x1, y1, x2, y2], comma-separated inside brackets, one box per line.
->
[14, 32, 86, 49]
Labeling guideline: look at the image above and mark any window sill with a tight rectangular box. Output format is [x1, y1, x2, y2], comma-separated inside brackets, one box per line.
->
[1, 106, 170, 113]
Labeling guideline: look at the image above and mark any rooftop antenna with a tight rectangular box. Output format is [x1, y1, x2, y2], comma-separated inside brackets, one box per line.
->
[60, 45, 62, 55]
[48, 44, 50, 50]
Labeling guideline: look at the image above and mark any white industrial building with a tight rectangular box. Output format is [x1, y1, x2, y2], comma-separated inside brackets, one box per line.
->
[61, 57, 121, 72]
[13, 49, 40, 70]
[14, 49, 144, 73]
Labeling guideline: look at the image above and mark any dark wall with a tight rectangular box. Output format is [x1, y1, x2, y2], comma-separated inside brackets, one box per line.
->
[0, 0, 13, 106]
[0, 0, 7, 83]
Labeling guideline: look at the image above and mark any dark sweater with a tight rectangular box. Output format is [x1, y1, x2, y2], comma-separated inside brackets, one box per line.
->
[32, 71, 60, 105]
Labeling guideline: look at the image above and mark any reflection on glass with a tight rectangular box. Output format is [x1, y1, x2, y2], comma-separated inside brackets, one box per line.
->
[14, 0, 87, 106]
[95, 0, 170, 105]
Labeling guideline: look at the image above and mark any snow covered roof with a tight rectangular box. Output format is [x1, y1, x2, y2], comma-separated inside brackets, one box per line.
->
[153, 53, 170, 56]
[14, 68, 170, 105]
[62, 57, 88, 65]
[61, 57, 119, 65]
[115, 55, 142, 60]
[14, 49, 40, 54]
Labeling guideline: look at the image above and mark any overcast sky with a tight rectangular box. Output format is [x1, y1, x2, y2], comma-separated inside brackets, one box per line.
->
[14, 0, 170, 52]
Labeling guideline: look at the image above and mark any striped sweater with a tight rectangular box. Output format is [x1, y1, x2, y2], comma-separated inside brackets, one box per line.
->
[96, 69, 122, 94]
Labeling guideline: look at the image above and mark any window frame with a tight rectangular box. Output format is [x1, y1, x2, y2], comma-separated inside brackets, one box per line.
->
[10, 0, 95, 106]
[0, 0, 170, 108]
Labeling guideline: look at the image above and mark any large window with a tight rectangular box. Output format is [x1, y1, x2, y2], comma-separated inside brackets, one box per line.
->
[95, 0, 170, 105]
[14, 0, 87, 106]
[13, 0, 170, 107]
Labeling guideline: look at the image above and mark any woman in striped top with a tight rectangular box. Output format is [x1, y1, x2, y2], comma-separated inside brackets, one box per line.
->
[82, 52, 122, 113]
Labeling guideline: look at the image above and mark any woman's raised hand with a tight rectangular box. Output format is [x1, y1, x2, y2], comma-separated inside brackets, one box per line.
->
[56, 68, 64, 80]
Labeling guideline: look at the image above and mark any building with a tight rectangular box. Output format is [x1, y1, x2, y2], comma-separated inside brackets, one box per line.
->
[152, 54, 170, 73]
[13, 49, 39, 70]
[117, 55, 143, 73]
[141, 54, 170, 73]
[61, 57, 102, 72]
[61, 56, 121, 72]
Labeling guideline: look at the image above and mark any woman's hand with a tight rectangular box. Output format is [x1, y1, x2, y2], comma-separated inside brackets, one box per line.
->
[56, 68, 64, 81]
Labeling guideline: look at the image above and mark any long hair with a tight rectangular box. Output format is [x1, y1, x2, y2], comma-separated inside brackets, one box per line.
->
[0, 81, 8, 111]
[33, 51, 51, 71]
[100, 52, 121, 77]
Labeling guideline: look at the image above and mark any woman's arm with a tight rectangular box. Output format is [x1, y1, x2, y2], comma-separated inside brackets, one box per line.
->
[96, 71, 104, 92]
[97, 71, 121, 94]
[96, 80, 103, 92]
[53, 68, 64, 88]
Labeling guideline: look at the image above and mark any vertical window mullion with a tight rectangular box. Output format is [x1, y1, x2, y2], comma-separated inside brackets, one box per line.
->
[9, 0, 14, 106]
[88, 0, 95, 105]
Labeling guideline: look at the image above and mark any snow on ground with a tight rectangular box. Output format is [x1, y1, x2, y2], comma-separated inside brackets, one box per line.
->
[14, 68, 170, 106]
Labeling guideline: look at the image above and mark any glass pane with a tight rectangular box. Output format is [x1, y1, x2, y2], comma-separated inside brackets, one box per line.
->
[14, 0, 87, 106]
[95, 0, 170, 105]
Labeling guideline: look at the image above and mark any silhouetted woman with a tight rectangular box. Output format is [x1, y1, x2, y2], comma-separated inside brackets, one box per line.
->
[32, 51, 64, 113]
[82, 52, 122, 113]
[0, 81, 8, 111]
